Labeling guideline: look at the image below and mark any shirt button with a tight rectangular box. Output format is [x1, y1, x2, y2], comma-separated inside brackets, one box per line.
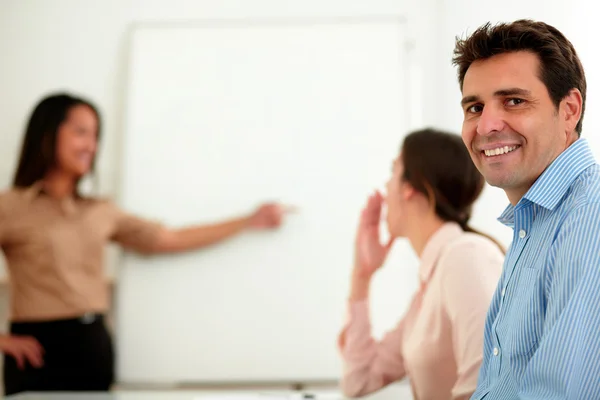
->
[493, 347, 500, 356]
[519, 229, 526, 238]
[501, 288, 506, 297]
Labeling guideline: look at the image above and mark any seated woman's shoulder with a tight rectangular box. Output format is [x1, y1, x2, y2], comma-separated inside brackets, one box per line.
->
[439, 232, 505, 279]
[449, 231, 505, 256]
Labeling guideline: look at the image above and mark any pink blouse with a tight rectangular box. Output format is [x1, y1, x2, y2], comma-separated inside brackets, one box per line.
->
[338, 223, 504, 400]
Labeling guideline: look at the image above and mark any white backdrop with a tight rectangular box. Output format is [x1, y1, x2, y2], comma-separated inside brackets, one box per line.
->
[115, 17, 420, 384]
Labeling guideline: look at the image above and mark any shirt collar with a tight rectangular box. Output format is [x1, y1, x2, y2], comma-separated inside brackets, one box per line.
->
[419, 222, 463, 284]
[24, 181, 78, 215]
[498, 138, 596, 226]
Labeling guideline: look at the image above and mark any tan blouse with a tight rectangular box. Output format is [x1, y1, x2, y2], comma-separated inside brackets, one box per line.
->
[338, 223, 504, 400]
[0, 183, 163, 322]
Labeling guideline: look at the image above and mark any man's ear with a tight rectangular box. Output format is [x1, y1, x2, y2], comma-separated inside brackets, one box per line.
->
[561, 88, 583, 138]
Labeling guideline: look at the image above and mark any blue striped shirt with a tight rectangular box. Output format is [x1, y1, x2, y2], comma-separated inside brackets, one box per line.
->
[472, 138, 600, 400]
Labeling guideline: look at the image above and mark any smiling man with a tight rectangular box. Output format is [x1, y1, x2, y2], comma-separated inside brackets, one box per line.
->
[453, 20, 600, 399]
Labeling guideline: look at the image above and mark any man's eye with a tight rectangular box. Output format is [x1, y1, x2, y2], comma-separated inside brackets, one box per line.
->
[467, 104, 483, 113]
[506, 98, 524, 106]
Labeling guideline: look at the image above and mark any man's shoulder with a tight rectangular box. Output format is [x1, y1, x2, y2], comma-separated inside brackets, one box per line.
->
[550, 164, 600, 241]
[542, 164, 600, 244]
[563, 163, 600, 208]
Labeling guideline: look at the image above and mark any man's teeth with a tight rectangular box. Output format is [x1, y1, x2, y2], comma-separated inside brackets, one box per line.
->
[484, 145, 518, 157]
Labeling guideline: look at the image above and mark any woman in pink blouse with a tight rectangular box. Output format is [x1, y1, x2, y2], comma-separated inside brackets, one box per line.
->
[338, 128, 505, 400]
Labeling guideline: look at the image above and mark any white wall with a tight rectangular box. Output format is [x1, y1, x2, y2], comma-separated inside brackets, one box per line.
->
[0, 0, 439, 280]
[1, 0, 598, 387]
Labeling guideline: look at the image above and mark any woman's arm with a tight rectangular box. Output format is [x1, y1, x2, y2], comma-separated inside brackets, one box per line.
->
[338, 270, 407, 398]
[152, 215, 251, 253]
[152, 206, 271, 254]
[338, 191, 406, 397]
[111, 203, 288, 254]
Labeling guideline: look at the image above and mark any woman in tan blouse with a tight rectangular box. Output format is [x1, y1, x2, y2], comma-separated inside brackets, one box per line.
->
[0, 93, 289, 396]
[338, 129, 505, 400]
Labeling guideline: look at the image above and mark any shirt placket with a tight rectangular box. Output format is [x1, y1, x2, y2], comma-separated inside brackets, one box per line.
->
[490, 203, 534, 378]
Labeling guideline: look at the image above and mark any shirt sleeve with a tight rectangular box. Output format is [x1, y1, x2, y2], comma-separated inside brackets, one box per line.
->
[440, 238, 503, 399]
[518, 202, 600, 399]
[337, 299, 407, 398]
[108, 202, 165, 254]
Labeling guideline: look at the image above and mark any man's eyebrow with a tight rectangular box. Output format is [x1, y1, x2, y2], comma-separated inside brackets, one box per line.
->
[460, 88, 532, 107]
[461, 95, 479, 107]
[494, 88, 532, 97]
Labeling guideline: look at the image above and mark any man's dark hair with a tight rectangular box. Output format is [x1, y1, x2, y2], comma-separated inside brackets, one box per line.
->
[453, 19, 586, 135]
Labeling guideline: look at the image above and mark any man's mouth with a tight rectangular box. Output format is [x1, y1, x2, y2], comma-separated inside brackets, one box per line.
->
[482, 145, 520, 157]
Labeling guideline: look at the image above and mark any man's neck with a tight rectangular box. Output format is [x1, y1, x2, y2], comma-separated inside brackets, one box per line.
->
[506, 187, 529, 206]
[506, 136, 579, 206]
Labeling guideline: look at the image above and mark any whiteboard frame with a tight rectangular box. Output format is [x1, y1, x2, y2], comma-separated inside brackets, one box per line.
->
[115, 15, 417, 387]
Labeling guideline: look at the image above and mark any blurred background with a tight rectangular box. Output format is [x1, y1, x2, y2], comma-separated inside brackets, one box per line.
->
[0, 1, 596, 398]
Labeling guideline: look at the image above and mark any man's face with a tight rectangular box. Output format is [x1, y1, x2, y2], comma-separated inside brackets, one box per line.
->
[461, 51, 577, 204]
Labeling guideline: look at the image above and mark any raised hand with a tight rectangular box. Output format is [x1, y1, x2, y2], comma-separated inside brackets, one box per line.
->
[354, 191, 394, 279]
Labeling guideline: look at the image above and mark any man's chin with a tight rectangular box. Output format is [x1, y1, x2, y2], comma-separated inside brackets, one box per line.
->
[482, 172, 516, 190]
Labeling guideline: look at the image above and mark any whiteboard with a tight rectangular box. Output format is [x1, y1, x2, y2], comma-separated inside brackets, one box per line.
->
[116, 18, 419, 385]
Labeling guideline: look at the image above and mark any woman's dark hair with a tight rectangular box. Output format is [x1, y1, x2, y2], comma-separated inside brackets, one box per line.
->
[12, 92, 101, 191]
[401, 128, 505, 253]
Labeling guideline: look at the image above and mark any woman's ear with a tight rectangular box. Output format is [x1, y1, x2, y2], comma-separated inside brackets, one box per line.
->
[401, 181, 416, 201]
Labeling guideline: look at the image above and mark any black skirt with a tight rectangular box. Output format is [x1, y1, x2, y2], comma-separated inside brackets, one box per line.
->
[4, 314, 114, 396]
